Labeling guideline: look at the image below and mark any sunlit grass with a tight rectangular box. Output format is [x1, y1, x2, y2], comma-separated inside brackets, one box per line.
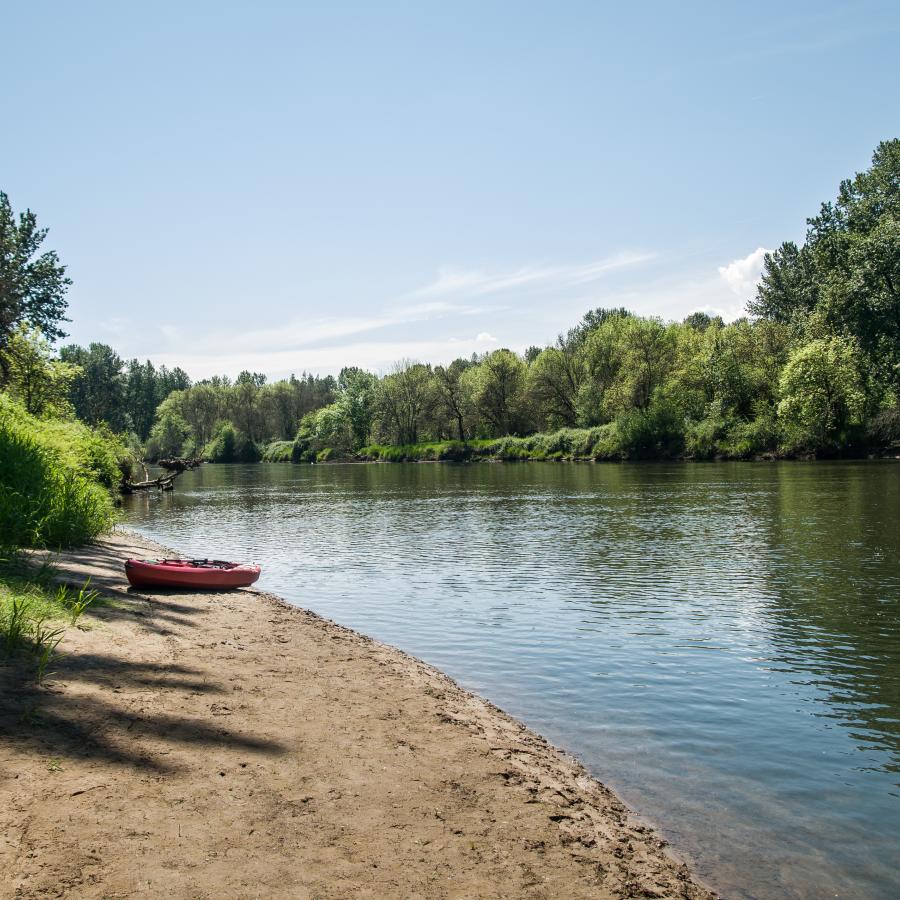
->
[0, 556, 98, 681]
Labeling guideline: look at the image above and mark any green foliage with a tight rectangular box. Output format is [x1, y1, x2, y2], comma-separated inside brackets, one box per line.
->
[0, 395, 119, 547]
[374, 361, 436, 445]
[865, 404, 900, 449]
[52, 142, 895, 465]
[146, 404, 192, 459]
[0, 191, 71, 383]
[261, 440, 294, 462]
[5, 326, 80, 417]
[461, 349, 529, 437]
[202, 420, 260, 462]
[1, 567, 96, 681]
[778, 337, 867, 452]
[607, 401, 685, 459]
[750, 139, 900, 394]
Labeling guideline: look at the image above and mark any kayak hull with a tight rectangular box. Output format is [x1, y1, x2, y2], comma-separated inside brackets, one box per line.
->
[125, 558, 261, 589]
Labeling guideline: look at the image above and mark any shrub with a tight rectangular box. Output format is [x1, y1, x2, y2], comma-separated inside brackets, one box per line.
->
[261, 440, 293, 462]
[0, 395, 119, 548]
[865, 405, 900, 450]
[599, 402, 685, 460]
[203, 421, 260, 463]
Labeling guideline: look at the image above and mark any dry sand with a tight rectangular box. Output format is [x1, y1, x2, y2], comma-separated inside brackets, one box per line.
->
[1, 530, 715, 899]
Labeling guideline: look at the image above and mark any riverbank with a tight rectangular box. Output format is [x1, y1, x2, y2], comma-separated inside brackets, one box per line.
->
[260, 432, 900, 466]
[0, 530, 713, 899]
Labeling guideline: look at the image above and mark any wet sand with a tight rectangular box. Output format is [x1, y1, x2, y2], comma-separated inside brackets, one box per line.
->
[0, 530, 715, 899]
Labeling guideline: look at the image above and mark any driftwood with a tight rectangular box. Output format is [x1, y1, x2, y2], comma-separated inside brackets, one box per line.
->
[120, 456, 201, 494]
[157, 456, 204, 473]
[120, 471, 181, 494]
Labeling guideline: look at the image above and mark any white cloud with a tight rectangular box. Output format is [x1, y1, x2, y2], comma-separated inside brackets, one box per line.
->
[567, 247, 772, 324]
[475, 332, 497, 343]
[411, 251, 655, 298]
[718, 247, 769, 297]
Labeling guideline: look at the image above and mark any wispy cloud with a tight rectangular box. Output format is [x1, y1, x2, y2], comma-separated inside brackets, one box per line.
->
[410, 251, 654, 298]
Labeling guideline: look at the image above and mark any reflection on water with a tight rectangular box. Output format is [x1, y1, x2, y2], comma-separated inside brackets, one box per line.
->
[124, 461, 900, 899]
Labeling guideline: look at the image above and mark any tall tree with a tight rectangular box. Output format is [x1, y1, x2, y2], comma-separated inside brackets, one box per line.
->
[59, 342, 128, 430]
[0, 192, 71, 380]
[750, 139, 900, 391]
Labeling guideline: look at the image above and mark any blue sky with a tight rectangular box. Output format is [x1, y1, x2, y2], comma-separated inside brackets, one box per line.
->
[3, 1, 898, 378]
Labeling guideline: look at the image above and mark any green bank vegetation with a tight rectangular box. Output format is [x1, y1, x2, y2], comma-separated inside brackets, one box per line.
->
[0, 192, 121, 673]
[37, 139, 896, 465]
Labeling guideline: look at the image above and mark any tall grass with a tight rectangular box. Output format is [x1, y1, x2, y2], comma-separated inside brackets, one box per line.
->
[261, 440, 294, 462]
[0, 395, 121, 547]
[0, 560, 97, 681]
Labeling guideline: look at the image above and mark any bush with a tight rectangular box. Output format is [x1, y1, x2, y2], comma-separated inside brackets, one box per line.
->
[601, 402, 685, 460]
[0, 395, 119, 548]
[203, 421, 260, 463]
[261, 440, 293, 462]
[865, 405, 900, 450]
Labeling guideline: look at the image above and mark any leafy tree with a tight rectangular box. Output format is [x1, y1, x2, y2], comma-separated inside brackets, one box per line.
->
[375, 361, 435, 445]
[462, 349, 529, 436]
[0, 192, 71, 381]
[751, 139, 900, 391]
[778, 337, 867, 449]
[336, 368, 378, 448]
[526, 347, 582, 428]
[124, 359, 161, 440]
[433, 358, 474, 440]
[59, 342, 128, 430]
[683, 311, 724, 331]
[4, 325, 80, 417]
[147, 408, 192, 459]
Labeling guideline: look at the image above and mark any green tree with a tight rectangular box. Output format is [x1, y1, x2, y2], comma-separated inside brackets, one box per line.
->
[751, 139, 900, 391]
[778, 337, 866, 450]
[526, 346, 582, 428]
[4, 325, 81, 417]
[147, 407, 192, 458]
[462, 349, 528, 436]
[375, 361, 435, 445]
[336, 367, 378, 448]
[59, 342, 128, 430]
[0, 192, 71, 382]
[433, 358, 474, 440]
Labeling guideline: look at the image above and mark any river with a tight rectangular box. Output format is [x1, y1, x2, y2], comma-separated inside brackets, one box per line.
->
[124, 460, 900, 899]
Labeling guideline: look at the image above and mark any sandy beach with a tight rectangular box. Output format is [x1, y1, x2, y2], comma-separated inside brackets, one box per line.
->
[1, 530, 714, 899]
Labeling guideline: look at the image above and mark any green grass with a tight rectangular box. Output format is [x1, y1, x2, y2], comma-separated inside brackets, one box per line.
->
[0, 395, 122, 547]
[0, 557, 98, 681]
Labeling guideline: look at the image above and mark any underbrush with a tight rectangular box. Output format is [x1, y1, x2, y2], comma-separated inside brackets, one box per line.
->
[261, 440, 293, 462]
[359, 440, 482, 462]
[0, 556, 97, 681]
[0, 395, 122, 547]
[203, 421, 261, 463]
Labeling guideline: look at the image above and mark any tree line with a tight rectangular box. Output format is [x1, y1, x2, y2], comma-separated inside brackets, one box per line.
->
[1, 140, 898, 465]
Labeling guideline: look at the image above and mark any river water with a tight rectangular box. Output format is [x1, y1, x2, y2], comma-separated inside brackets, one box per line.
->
[123, 461, 900, 899]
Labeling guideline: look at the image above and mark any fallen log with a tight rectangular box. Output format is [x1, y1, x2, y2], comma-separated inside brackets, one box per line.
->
[120, 470, 182, 494]
[157, 456, 204, 473]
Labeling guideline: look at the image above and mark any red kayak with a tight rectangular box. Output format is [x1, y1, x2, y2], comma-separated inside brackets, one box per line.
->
[125, 558, 261, 589]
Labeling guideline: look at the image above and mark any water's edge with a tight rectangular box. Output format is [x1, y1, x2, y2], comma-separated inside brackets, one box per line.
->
[117, 524, 718, 895]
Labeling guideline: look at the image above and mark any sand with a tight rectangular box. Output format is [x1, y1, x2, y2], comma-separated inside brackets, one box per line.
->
[1, 530, 715, 899]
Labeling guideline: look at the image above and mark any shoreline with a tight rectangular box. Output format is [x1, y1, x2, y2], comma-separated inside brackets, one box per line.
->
[1, 529, 716, 899]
